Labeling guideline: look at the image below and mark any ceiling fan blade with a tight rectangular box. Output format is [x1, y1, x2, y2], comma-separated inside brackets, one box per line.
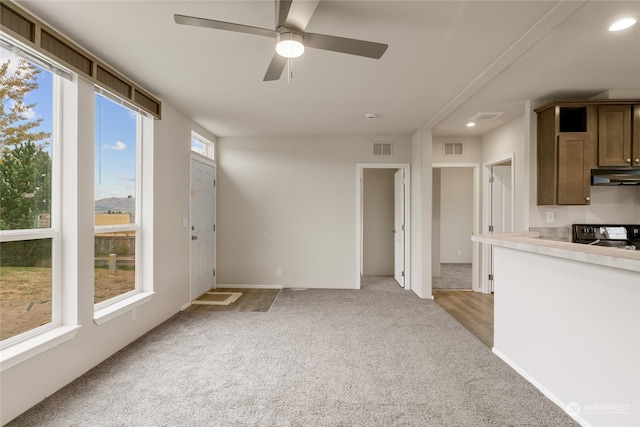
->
[174, 14, 277, 38]
[305, 33, 388, 59]
[263, 53, 287, 81]
[276, 0, 293, 28]
[285, 0, 320, 32]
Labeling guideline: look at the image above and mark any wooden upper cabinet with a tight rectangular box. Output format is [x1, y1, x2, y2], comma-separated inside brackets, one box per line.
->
[598, 105, 633, 167]
[535, 103, 596, 205]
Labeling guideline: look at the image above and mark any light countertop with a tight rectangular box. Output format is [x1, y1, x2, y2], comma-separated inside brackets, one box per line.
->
[472, 232, 640, 273]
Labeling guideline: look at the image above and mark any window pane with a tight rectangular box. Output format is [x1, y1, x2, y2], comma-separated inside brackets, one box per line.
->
[94, 93, 136, 226]
[94, 231, 136, 304]
[191, 137, 206, 156]
[0, 239, 53, 341]
[1, 48, 53, 231]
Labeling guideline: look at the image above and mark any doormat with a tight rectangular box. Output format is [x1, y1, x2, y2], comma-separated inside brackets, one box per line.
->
[192, 291, 243, 306]
[185, 288, 280, 313]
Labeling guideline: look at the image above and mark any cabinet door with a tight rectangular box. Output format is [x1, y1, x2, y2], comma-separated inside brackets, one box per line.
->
[557, 134, 590, 205]
[598, 105, 632, 167]
[633, 105, 640, 167]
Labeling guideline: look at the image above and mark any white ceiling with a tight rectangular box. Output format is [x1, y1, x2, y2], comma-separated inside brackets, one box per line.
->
[15, 0, 640, 138]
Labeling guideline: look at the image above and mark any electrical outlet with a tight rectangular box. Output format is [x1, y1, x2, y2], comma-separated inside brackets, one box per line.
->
[546, 211, 555, 223]
[276, 268, 282, 277]
[456, 250, 461, 256]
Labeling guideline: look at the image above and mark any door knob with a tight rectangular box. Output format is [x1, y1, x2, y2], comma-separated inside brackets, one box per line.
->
[585, 197, 591, 201]
[635, 158, 640, 163]
[191, 235, 198, 240]
[626, 158, 631, 163]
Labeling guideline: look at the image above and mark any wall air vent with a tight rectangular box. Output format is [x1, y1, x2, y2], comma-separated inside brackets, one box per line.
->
[470, 112, 505, 121]
[443, 141, 464, 157]
[373, 142, 392, 156]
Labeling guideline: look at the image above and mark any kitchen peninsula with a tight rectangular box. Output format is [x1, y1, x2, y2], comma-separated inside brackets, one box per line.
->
[472, 232, 639, 427]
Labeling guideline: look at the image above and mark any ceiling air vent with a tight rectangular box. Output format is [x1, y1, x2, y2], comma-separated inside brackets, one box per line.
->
[470, 112, 505, 121]
[373, 142, 392, 156]
[443, 141, 463, 157]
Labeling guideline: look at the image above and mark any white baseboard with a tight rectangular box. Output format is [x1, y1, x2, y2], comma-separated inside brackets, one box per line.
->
[492, 347, 591, 427]
[180, 302, 191, 311]
[216, 284, 282, 290]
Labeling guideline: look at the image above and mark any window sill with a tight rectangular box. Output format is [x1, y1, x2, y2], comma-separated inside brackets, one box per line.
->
[0, 325, 82, 372]
[93, 292, 155, 325]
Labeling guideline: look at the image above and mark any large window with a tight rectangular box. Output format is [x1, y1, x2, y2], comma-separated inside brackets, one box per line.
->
[0, 46, 58, 343]
[94, 92, 141, 307]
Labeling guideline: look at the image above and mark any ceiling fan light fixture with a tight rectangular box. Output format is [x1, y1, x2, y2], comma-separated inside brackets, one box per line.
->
[276, 32, 305, 58]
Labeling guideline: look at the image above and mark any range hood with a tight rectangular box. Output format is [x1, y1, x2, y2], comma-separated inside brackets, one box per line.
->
[591, 168, 640, 185]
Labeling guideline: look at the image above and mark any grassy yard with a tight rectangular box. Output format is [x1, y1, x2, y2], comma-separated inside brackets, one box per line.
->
[0, 266, 135, 341]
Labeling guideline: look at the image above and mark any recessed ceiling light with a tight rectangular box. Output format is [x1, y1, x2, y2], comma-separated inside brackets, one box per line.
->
[466, 122, 476, 127]
[609, 17, 637, 32]
[365, 113, 377, 119]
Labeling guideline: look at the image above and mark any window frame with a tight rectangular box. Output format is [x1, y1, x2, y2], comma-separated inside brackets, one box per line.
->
[191, 131, 215, 160]
[0, 51, 61, 344]
[0, 40, 81, 371]
[92, 88, 155, 324]
[93, 90, 142, 310]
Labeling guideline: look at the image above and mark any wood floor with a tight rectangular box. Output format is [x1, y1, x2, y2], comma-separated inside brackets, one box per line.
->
[432, 290, 494, 348]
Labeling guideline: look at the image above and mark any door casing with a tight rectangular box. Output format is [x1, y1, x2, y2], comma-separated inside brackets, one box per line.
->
[432, 163, 481, 292]
[356, 163, 411, 290]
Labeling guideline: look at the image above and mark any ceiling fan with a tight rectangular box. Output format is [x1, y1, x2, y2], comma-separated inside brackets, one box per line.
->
[174, 0, 388, 81]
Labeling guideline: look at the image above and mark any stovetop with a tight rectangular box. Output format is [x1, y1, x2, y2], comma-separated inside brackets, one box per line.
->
[572, 224, 640, 251]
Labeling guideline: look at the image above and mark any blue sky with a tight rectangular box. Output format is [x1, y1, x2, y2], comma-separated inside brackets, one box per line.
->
[94, 93, 137, 201]
[2, 46, 136, 202]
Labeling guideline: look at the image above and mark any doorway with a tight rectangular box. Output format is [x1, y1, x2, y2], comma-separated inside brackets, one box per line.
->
[431, 163, 480, 292]
[356, 163, 410, 290]
[190, 155, 217, 300]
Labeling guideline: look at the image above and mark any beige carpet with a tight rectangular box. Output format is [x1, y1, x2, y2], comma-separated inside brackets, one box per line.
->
[8, 277, 577, 427]
[432, 263, 472, 289]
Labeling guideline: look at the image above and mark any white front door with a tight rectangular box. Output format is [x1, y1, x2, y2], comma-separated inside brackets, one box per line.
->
[394, 169, 405, 287]
[190, 157, 216, 300]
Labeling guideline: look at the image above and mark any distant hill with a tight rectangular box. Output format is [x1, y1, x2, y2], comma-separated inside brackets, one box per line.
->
[95, 197, 135, 213]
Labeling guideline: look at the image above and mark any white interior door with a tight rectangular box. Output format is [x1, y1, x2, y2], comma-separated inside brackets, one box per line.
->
[394, 169, 405, 287]
[190, 157, 216, 300]
[491, 165, 512, 233]
[488, 162, 513, 293]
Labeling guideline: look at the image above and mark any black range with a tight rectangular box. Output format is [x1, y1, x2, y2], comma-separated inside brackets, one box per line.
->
[572, 224, 640, 251]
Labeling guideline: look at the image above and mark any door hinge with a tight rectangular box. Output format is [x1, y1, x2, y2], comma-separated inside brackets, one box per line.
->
[488, 274, 494, 281]
[213, 179, 216, 187]
[402, 271, 405, 277]
[489, 176, 494, 184]
[213, 224, 216, 232]
[401, 224, 405, 231]
[213, 269, 216, 276]
[489, 225, 494, 232]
